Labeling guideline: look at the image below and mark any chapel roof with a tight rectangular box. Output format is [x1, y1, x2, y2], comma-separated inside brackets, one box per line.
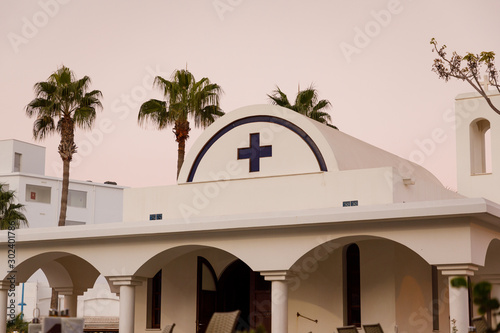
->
[178, 104, 457, 203]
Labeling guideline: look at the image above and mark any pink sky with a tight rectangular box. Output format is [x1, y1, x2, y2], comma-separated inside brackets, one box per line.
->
[1, 0, 499, 188]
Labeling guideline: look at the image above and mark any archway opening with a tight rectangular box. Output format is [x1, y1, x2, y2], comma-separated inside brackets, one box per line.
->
[470, 119, 492, 175]
[11, 252, 103, 321]
[288, 236, 441, 333]
[196, 258, 271, 333]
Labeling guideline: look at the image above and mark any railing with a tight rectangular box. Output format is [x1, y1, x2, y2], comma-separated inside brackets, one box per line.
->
[297, 312, 318, 323]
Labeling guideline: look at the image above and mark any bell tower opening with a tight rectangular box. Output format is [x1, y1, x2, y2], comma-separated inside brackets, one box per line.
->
[470, 118, 492, 175]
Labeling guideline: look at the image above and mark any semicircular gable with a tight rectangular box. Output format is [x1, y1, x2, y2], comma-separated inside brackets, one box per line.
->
[178, 105, 338, 183]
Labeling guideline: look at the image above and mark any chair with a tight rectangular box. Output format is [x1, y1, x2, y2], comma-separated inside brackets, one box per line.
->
[206, 310, 241, 333]
[363, 323, 384, 333]
[162, 323, 176, 333]
[472, 317, 488, 333]
[337, 325, 359, 333]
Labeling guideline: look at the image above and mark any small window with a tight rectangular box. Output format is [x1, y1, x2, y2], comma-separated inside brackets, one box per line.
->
[68, 190, 87, 208]
[14, 153, 21, 172]
[25, 184, 51, 204]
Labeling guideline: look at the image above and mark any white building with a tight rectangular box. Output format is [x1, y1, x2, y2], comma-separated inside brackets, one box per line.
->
[0, 139, 125, 227]
[0, 139, 125, 323]
[1, 89, 500, 333]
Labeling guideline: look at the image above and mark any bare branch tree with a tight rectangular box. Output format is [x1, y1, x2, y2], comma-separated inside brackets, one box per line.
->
[430, 38, 500, 115]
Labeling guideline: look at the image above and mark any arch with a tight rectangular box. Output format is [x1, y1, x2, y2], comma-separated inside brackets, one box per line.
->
[287, 235, 435, 333]
[288, 234, 431, 273]
[476, 238, 500, 276]
[186, 115, 328, 182]
[134, 244, 239, 278]
[470, 118, 492, 175]
[8, 252, 101, 294]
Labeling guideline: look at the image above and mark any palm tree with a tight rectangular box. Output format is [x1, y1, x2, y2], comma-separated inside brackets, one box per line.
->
[138, 69, 224, 178]
[0, 184, 28, 230]
[268, 85, 337, 128]
[7, 313, 29, 333]
[26, 66, 103, 226]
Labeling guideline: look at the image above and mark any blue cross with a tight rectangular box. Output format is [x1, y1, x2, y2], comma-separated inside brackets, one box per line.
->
[18, 283, 26, 319]
[238, 133, 272, 172]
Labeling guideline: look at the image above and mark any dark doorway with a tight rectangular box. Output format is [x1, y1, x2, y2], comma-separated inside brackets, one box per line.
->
[249, 269, 272, 332]
[217, 259, 251, 330]
[218, 259, 271, 332]
[197, 258, 272, 333]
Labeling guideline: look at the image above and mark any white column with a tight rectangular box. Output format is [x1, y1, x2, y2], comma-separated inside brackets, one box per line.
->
[55, 287, 80, 317]
[109, 276, 144, 333]
[0, 280, 11, 333]
[438, 265, 478, 333]
[261, 271, 290, 333]
[64, 294, 77, 316]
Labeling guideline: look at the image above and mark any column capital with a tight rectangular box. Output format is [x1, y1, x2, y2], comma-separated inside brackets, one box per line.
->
[54, 287, 86, 296]
[0, 280, 12, 291]
[477, 274, 500, 284]
[260, 270, 291, 281]
[436, 264, 479, 276]
[108, 276, 145, 287]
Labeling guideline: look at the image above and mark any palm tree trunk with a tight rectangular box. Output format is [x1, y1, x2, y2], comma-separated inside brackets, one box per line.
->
[58, 159, 70, 226]
[175, 120, 190, 179]
[58, 116, 76, 227]
[177, 139, 185, 179]
[50, 289, 59, 311]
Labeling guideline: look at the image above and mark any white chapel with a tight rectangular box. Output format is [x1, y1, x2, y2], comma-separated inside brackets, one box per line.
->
[1, 89, 500, 333]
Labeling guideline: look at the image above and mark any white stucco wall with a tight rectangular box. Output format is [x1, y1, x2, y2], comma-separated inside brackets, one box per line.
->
[395, 243, 432, 333]
[161, 254, 198, 333]
[456, 92, 500, 204]
[78, 277, 119, 317]
[0, 139, 45, 175]
[124, 168, 398, 223]
[288, 243, 343, 333]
